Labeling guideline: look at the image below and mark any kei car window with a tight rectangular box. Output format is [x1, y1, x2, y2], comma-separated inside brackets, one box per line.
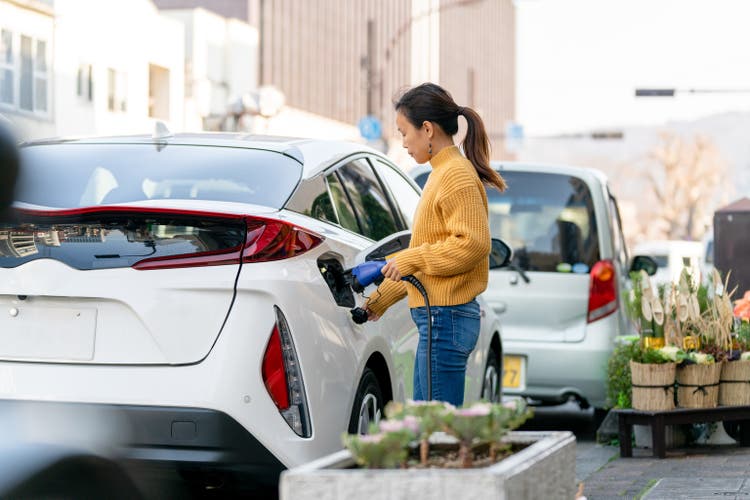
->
[336, 159, 399, 240]
[16, 144, 302, 209]
[488, 171, 600, 272]
[371, 158, 420, 228]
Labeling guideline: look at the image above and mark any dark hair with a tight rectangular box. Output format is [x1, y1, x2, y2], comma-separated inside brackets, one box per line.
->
[394, 83, 506, 192]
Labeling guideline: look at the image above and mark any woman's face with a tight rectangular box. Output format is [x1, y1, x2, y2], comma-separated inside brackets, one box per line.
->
[396, 111, 431, 164]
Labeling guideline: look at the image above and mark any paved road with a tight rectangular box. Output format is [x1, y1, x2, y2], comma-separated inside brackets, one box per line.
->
[519, 402, 620, 488]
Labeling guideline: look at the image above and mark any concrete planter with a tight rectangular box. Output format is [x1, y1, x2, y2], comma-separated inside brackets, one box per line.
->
[279, 431, 576, 500]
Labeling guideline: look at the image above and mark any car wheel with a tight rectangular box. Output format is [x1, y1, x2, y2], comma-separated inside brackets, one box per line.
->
[348, 368, 384, 435]
[481, 348, 502, 403]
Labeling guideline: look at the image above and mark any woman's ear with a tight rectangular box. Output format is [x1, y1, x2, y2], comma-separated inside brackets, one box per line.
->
[422, 121, 434, 139]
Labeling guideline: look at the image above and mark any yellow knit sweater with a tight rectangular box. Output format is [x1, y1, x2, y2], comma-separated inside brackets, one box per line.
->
[366, 145, 490, 316]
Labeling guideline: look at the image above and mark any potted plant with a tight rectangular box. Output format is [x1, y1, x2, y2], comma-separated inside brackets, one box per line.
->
[279, 400, 577, 500]
[718, 289, 750, 406]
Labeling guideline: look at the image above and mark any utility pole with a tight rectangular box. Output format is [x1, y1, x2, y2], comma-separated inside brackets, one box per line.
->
[366, 19, 377, 116]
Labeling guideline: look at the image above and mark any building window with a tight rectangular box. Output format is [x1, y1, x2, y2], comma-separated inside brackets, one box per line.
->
[107, 68, 127, 112]
[77, 64, 93, 101]
[34, 39, 47, 112]
[0, 30, 13, 105]
[0, 30, 49, 114]
[148, 64, 170, 120]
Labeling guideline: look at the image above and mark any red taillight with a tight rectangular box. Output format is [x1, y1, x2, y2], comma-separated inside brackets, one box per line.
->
[588, 259, 618, 323]
[243, 217, 323, 262]
[262, 324, 290, 410]
[132, 247, 241, 270]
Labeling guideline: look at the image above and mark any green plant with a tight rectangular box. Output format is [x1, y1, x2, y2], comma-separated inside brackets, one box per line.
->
[605, 336, 640, 409]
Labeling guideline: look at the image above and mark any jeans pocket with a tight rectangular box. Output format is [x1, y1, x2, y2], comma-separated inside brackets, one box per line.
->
[451, 308, 480, 355]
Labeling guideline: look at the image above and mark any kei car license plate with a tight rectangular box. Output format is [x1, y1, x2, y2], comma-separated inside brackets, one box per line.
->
[502, 355, 525, 390]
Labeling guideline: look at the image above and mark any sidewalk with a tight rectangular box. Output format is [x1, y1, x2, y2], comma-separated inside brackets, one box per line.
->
[580, 444, 750, 499]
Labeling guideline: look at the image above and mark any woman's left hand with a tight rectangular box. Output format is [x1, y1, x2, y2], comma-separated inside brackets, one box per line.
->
[381, 259, 402, 282]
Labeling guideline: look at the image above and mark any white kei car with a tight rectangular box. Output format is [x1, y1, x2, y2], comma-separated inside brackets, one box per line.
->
[0, 133, 505, 488]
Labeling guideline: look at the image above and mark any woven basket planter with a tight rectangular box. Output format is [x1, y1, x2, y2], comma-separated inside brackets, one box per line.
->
[676, 363, 722, 408]
[630, 361, 676, 411]
[719, 360, 750, 406]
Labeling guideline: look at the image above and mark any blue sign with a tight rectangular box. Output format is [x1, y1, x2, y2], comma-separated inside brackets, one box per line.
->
[358, 115, 382, 141]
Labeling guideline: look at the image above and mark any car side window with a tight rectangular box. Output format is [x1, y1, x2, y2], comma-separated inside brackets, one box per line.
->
[609, 194, 629, 271]
[326, 171, 359, 233]
[285, 174, 337, 224]
[335, 159, 400, 240]
[370, 158, 420, 228]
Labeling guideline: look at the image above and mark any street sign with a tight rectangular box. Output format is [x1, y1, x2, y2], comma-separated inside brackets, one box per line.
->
[358, 115, 382, 141]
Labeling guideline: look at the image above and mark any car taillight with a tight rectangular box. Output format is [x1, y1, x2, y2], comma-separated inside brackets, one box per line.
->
[261, 307, 311, 437]
[588, 259, 618, 323]
[243, 217, 323, 262]
[133, 215, 323, 270]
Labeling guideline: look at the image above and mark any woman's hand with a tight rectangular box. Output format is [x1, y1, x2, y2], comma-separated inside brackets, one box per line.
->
[365, 307, 381, 322]
[381, 259, 402, 282]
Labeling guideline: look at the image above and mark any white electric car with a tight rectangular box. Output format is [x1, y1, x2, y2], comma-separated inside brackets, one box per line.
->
[0, 133, 505, 488]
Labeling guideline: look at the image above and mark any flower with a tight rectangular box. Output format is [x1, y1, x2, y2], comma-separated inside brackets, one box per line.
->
[734, 291, 750, 320]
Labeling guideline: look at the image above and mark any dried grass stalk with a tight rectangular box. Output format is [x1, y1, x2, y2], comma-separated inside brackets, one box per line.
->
[630, 361, 676, 411]
[719, 360, 750, 406]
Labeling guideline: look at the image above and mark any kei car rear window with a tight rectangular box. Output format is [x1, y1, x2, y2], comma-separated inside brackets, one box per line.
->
[488, 171, 600, 272]
[15, 144, 302, 209]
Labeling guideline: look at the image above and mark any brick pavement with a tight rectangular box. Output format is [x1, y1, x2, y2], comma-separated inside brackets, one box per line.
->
[581, 445, 750, 499]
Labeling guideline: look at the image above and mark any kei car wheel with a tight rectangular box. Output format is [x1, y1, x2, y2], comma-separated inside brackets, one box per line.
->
[481, 348, 502, 403]
[348, 368, 384, 435]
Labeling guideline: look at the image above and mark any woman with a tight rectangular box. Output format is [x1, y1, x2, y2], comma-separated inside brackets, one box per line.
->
[364, 82, 507, 406]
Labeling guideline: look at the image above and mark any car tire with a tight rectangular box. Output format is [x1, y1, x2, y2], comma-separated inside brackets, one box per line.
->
[348, 368, 384, 435]
[481, 348, 502, 403]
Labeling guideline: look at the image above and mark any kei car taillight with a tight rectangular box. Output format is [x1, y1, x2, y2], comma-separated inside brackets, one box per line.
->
[261, 306, 311, 438]
[587, 259, 618, 323]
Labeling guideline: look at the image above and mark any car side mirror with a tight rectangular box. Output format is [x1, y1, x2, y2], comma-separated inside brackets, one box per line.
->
[490, 238, 512, 269]
[630, 255, 658, 276]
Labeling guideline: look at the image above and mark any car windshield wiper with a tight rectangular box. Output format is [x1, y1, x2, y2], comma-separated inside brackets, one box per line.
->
[507, 263, 530, 283]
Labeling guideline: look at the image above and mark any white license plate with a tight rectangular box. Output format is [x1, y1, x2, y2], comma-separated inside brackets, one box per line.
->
[0, 306, 96, 360]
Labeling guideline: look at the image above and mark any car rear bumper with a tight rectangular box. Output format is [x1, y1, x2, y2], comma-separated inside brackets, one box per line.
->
[0, 400, 285, 480]
[503, 338, 613, 408]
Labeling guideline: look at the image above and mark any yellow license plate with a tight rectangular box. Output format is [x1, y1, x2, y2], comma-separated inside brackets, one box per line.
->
[502, 355, 524, 389]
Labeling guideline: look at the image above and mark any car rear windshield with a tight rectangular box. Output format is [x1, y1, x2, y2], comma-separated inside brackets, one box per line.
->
[15, 143, 302, 209]
[0, 212, 246, 270]
[488, 171, 600, 272]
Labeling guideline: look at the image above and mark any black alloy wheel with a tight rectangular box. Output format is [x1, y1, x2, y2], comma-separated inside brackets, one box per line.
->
[481, 347, 502, 403]
[348, 368, 384, 435]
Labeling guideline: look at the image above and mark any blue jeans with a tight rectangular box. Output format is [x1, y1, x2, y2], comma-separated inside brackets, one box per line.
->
[410, 299, 480, 407]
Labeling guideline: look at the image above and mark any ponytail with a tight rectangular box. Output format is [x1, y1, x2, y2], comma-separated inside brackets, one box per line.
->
[459, 106, 506, 192]
[395, 83, 507, 192]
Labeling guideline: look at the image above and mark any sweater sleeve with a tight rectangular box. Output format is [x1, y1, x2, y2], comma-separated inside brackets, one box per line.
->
[364, 278, 407, 317]
[394, 185, 490, 277]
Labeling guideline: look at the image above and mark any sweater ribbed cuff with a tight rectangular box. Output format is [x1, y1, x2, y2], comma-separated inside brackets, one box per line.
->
[365, 279, 407, 317]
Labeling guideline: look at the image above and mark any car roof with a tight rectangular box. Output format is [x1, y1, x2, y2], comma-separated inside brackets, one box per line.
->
[21, 132, 382, 179]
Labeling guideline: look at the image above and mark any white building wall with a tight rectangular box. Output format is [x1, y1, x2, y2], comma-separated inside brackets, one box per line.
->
[53, 0, 184, 138]
[0, 1, 56, 139]
[162, 8, 258, 131]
